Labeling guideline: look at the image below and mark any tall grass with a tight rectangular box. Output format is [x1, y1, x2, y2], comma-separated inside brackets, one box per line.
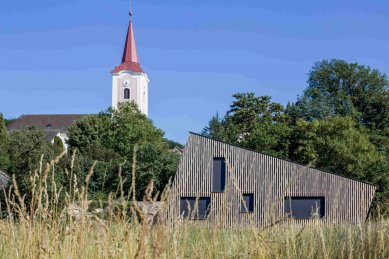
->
[0, 151, 388, 259]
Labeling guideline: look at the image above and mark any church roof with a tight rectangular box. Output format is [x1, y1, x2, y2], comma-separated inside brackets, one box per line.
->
[111, 21, 144, 74]
[7, 114, 88, 133]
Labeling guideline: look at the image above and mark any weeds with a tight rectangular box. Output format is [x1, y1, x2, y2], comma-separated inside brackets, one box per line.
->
[0, 152, 387, 259]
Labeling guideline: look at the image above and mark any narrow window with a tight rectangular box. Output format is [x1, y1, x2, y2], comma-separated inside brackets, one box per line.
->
[143, 92, 146, 105]
[124, 88, 130, 100]
[180, 197, 211, 220]
[212, 157, 226, 192]
[240, 194, 254, 213]
[284, 197, 325, 219]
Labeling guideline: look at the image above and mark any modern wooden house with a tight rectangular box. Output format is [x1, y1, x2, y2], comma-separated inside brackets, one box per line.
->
[168, 133, 376, 226]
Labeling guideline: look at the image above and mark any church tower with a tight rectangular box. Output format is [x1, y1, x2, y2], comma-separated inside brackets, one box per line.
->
[111, 8, 149, 116]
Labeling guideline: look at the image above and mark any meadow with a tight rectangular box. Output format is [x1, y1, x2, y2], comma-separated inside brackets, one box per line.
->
[0, 153, 388, 259]
[0, 211, 388, 258]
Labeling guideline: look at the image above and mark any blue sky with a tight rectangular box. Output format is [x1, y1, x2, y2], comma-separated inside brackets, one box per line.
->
[1, 0, 389, 143]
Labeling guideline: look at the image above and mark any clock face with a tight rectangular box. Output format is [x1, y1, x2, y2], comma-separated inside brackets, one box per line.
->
[122, 79, 130, 87]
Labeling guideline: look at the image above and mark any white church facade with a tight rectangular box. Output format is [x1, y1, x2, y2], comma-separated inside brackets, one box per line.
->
[7, 10, 148, 147]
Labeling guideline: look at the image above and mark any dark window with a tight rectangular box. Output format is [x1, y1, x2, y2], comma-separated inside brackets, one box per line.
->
[212, 157, 226, 192]
[124, 88, 130, 99]
[46, 123, 52, 128]
[240, 194, 254, 213]
[284, 197, 325, 219]
[180, 197, 211, 220]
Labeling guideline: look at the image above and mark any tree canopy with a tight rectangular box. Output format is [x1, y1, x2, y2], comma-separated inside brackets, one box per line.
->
[202, 93, 290, 157]
[203, 59, 389, 215]
[287, 59, 389, 130]
[7, 126, 55, 196]
[0, 103, 181, 207]
[67, 102, 180, 200]
[291, 117, 381, 178]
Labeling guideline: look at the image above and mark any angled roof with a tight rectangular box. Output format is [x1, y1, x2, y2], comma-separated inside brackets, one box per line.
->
[7, 114, 88, 133]
[171, 132, 376, 225]
[111, 21, 144, 74]
[189, 132, 376, 187]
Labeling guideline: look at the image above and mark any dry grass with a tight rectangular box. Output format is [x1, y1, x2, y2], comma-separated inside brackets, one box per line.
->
[0, 217, 388, 258]
[0, 152, 387, 259]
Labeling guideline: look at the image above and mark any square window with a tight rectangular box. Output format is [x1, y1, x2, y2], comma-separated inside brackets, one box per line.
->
[180, 197, 211, 220]
[240, 194, 254, 213]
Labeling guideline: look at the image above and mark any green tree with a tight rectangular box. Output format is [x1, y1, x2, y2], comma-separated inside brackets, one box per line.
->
[203, 93, 291, 157]
[291, 117, 381, 179]
[286, 60, 389, 214]
[67, 113, 111, 154]
[242, 122, 292, 159]
[109, 103, 166, 157]
[132, 143, 180, 200]
[202, 114, 241, 144]
[287, 59, 389, 130]
[53, 136, 65, 155]
[67, 102, 180, 199]
[364, 159, 389, 215]
[8, 126, 55, 196]
[227, 93, 286, 132]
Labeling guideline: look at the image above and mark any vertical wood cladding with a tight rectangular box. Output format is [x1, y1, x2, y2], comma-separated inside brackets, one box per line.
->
[168, 133, 376, 227]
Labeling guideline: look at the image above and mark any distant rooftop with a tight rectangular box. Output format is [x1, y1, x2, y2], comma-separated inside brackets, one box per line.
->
[7, 114, 89, 132]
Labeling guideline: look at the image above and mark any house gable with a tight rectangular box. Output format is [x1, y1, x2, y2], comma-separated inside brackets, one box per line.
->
[168, 133, 376, 226]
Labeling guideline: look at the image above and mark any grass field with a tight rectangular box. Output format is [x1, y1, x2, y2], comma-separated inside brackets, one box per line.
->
[0, 216, 388, 258]
[0, 153, 388, 259]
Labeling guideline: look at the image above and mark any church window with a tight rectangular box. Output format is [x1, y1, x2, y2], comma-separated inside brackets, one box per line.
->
[124, 88, 130, 100]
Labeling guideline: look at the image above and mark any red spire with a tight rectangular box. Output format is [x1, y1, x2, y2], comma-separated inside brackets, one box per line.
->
[112, 18, 144, 73]
[122, 21, 139, 63]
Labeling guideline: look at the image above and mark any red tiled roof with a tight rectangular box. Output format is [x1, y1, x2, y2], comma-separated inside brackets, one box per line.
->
[7, 114, 88, 132]
[111, 61, 143, 73]
[111, 21, 144, 74]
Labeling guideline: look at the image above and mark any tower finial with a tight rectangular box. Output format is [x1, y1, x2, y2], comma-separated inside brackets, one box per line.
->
[129, 0, 133, 20]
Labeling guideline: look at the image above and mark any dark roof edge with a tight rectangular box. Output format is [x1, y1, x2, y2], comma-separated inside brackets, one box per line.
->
[189, 132, 377, 188]
[18, 114, 91, 117]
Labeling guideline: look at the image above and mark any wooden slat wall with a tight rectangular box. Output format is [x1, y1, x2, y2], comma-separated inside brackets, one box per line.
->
[168, 133, 376, 227]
